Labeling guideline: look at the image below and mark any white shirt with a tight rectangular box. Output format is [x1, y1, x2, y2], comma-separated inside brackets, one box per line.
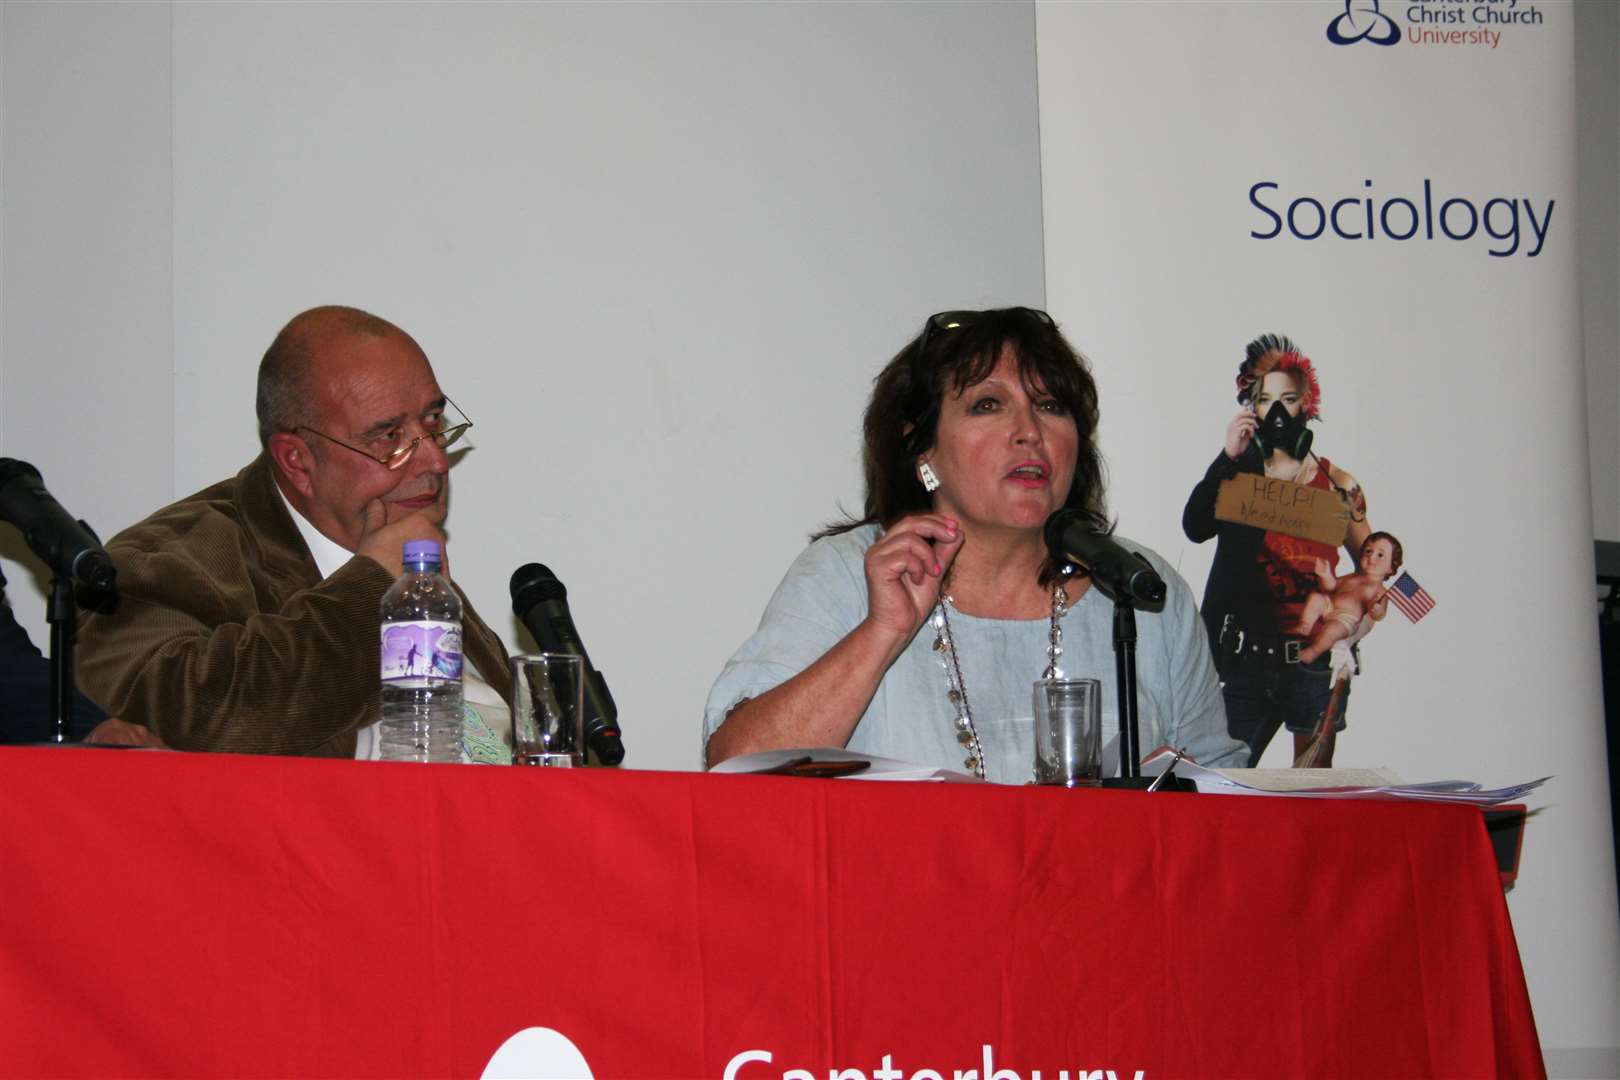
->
[275, 485, 509, 763]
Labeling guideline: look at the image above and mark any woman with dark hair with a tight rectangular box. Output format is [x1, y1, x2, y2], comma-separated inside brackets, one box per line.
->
[703, 308, 1243, 782]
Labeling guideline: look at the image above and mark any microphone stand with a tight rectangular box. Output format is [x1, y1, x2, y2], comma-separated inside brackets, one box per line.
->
[47, 576, 78, 743]
[1113, 598, 1140, 780]
[1041, 511, 1196, 791]
[1099, 591, 1197, 792]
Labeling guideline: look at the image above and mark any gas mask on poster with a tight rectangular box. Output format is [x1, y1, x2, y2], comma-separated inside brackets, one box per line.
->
[1253, 399, 1313, 461]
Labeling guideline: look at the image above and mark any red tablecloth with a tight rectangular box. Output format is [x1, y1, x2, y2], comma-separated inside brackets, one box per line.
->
[0, 747, 1542, 1079]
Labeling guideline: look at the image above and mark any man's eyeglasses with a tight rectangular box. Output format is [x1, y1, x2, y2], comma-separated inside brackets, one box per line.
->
[916, 307, 1055, 357]
[296, 396, 473, 472]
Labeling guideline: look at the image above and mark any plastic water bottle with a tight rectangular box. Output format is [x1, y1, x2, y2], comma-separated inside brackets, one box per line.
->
[378, 540, 463, 762]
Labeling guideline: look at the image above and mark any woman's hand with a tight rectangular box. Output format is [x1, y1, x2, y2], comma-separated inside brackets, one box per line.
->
[708, 517, 966, 766]
[863, 514, 965, 644]
[1224, 411, 1258, 461]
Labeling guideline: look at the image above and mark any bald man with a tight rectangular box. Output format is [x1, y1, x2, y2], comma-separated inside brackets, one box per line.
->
[77, 306, 511, 757]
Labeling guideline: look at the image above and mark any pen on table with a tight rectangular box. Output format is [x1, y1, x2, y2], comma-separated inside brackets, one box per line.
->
[1146, 747, 1188, 793]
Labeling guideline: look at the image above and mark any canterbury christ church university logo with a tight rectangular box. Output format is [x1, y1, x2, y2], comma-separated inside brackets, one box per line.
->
[1327, 0, 1546, 50]
[1327, 0, 1400, 45]
[480, 1028, 1148, 1080]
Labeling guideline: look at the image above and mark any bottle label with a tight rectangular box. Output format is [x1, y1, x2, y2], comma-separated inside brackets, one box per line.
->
[380, 621, 463, 685]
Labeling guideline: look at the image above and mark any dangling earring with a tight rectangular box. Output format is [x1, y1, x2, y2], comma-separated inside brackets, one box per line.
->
[918, 461, 940, 493]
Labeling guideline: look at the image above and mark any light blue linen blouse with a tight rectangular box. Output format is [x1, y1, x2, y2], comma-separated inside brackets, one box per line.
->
[703, 524, 1247, 783]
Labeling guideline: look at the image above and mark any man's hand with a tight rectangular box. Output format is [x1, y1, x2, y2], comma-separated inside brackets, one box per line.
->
[355, 497, 448, 578]
[83, 718, 168, 748]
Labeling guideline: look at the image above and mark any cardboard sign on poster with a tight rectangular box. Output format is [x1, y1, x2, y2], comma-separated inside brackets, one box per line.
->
[1214, 474, 1350, 547]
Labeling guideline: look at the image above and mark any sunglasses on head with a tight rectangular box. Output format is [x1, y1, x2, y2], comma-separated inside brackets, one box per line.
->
[915, 307, 1055, 357]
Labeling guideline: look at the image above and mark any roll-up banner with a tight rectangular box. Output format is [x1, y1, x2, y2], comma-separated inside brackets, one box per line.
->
[1037, 0, 1615, 1068]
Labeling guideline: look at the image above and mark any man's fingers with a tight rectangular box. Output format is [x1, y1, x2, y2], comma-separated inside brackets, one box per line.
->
[84, 718, 167, 748]
[377, 505, 447, 547]
[418, 490, 450, 527]
[355, 500, 449, 579]
[360, 498, 388, 537]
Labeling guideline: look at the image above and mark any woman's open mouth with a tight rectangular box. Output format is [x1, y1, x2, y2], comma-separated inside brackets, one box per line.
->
[1007, 463, 1049, 488]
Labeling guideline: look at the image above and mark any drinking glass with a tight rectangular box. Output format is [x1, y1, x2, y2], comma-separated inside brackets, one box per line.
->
[511, 653, 585, 767]
[1033, 677, 1103, 787]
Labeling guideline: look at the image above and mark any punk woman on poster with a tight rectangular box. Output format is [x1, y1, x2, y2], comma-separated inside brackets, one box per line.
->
[1182, 334, 1372, 766]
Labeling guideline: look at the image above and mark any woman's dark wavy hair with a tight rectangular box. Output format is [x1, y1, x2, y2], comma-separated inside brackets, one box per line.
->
[817, 307, 1108, 585]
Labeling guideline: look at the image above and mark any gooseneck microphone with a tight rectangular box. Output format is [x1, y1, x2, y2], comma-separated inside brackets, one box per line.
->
[509, 563, 625, 766]
[1043, 509, 1165, 607]
[0, 458, 116, 594]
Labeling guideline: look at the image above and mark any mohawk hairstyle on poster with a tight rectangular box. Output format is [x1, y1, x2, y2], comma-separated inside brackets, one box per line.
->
[1235, 333, 1322, 420]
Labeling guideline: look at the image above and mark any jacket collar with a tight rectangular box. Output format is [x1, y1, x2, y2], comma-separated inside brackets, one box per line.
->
[238, 453, 324, 595]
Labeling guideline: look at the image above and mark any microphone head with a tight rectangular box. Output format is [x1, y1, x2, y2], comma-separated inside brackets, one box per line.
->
[73, 548, 117, 594]
[1043, 508, 1083, 563]
[510, 562, 567, 614]
[1135, 566, 1168, 605]
[0, 458, 43, 488]
[1043, 509, 1166, 606]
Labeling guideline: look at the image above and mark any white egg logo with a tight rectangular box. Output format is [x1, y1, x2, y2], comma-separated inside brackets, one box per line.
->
[481, 1027, 595, 1080]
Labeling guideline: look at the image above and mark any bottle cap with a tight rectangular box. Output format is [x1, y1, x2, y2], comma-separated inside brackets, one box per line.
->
[402, 540, 441, 564]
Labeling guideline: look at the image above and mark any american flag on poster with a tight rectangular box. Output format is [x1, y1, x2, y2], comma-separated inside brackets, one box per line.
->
[1387, 571, 1436, 623]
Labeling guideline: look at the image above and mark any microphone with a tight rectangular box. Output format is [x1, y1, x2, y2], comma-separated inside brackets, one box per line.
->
[509, 563, 624, 765]
[0, 459, 116, 594]
[1043, 509, 1166, 607]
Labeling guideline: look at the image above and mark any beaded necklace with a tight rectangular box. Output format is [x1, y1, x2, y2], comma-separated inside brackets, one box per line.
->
[930, 574, 1070, 780]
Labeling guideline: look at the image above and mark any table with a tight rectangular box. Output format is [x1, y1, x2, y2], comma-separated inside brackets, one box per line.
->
[0, 747, 1543, 1078]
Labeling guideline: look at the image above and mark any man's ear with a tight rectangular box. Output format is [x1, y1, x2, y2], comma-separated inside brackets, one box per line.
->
[266, 432, 316, 499]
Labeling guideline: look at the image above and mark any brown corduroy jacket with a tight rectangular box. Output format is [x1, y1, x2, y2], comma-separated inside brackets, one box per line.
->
[77, 454, 511, 756]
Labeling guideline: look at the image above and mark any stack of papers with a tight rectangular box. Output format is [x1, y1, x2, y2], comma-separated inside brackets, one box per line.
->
[709, 747, 980, 783]
[711, 747, 1550, 804]
[1141, 753, 1548, 804]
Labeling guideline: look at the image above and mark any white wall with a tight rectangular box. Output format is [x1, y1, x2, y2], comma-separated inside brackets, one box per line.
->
[0, 1, 1045, 772]
[0, 2, 174, 594]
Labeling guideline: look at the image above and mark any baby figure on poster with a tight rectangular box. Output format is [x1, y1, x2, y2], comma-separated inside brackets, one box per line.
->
[1294, 532, 1403, 665]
